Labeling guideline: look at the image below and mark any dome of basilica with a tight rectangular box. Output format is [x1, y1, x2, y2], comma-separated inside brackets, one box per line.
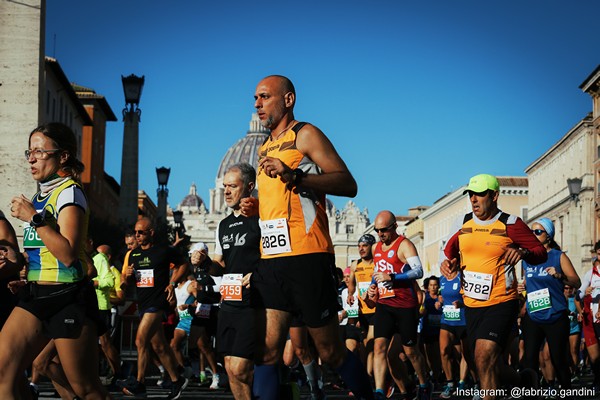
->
[179, 183, 205, 209]
[215, 113, 269, 181]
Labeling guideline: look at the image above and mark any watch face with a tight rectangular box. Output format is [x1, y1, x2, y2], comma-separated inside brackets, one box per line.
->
[32, 213, 44, 226]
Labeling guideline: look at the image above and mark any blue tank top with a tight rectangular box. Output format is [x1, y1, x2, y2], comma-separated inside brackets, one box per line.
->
[421, 292, 442, 336]
[523, 249, 567, 323]
[440, 274, 466, 326]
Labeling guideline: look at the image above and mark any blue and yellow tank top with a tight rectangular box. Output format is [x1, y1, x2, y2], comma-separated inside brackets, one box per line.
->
[24, 178, 88, 283]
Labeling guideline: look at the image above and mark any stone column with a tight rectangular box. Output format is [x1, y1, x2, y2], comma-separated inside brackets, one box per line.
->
[0, 0, 45, 240]
[118, 109, 140, 227]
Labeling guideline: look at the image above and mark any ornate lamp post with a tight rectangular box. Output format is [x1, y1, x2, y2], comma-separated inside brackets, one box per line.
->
[156, 166, 171, 224]
[118, 74, 145, 227]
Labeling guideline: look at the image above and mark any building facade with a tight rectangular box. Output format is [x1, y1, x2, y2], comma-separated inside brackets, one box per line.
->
[525, 114, 595, 275]
[580, 66, 600, 247]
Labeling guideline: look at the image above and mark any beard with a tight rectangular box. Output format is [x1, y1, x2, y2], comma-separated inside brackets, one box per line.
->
[260, 115, 275, 129]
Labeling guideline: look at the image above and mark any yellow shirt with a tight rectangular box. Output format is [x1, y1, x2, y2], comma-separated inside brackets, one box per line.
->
[257, 123, 333, 258]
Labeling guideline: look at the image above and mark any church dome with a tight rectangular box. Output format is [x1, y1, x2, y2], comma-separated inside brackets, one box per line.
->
[216, 113, 269, 181]
[180, 183, 205, 209]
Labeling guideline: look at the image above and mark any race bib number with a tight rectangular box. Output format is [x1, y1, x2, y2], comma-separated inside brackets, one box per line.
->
[23, 223, 44, 248]
[260, 218, 292, 255]
[377, 282, 395, 299]
[443, 305, 461, 321]
[220, 273, 243, 301]
[136, 269, 154, 288]
[527, 288, 552, 313]
[358, 281, 370, 297]
[196, 304, 211, 319]
[346, 304, 359, 318]
[178, 307, 191, 319]
[463, 271, 493, 301]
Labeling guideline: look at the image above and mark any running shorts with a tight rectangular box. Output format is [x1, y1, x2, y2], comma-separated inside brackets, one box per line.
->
[252, 253, 340, 328]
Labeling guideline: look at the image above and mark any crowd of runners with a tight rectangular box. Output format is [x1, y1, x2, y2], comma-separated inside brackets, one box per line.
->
[0, 76, 598, 400]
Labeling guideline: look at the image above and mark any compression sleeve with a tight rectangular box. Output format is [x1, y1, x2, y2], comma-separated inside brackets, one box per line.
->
[393, 255, 424, 280]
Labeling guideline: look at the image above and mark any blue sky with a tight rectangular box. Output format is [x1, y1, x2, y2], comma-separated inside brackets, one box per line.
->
[45, 1, 599, 217]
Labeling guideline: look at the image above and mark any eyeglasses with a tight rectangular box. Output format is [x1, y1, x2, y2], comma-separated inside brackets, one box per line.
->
[374, 223, 396, 233]
[467, 190, 490, 197]
[532, 229, 546, 236]
[135, 229, 150, 235]
[24, 148, 61, 160]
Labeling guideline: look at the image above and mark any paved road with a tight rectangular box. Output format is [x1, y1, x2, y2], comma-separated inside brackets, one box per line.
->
[35, 371, 599, 399]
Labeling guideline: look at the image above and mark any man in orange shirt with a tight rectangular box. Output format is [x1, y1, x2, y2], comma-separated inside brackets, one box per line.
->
[441, 174, 546, 399]
[246, 75, 373, 400]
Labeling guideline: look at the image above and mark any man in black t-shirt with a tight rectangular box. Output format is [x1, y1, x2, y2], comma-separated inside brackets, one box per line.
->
[214, 163, 261, 400]
[121, 217, 189, 399]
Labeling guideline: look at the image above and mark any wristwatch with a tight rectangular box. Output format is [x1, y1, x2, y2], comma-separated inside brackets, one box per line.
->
[292, 168, 305, 186]
[30, 212, 45, 228]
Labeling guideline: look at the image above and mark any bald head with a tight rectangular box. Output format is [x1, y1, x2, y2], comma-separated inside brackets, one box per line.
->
[375, 210, 396, 227]
[374, 210, 398, 245]
[97, 244, 112, 257]
[262, 75, 295, 97]
[134, 217, 154, 247]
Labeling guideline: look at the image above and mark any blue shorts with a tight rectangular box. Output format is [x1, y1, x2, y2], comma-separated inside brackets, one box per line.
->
[176, 317, 192, 335]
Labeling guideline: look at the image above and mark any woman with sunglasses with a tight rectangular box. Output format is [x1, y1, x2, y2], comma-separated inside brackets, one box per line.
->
[521, 218, 580, 391]
[0, 123, 110, 399]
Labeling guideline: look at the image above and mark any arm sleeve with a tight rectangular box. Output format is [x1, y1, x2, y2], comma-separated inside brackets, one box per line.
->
[506, 217, 547, 264]
[394, 255, 424, 281]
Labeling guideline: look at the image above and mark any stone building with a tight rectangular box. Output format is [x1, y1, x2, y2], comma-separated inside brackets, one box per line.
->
[580, 66, 600, 246]
[525, 114, 595, 275]
[168, 113, 371, 268]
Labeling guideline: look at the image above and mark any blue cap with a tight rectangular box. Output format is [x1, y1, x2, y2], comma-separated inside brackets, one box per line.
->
[534, 218, 555, 239]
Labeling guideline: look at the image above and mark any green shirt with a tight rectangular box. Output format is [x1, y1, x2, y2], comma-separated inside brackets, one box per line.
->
[93, 252, 115, 311]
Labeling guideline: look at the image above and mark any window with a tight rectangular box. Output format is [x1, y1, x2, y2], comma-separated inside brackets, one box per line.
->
[346, 225, 354, 234]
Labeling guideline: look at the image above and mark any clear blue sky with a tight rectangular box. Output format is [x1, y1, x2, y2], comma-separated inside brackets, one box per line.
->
[46, 0, 599, 217]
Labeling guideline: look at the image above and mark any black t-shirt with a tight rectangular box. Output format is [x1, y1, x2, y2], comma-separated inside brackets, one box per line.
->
[128, 245, 182, 310]
[216, 213, 260, 309]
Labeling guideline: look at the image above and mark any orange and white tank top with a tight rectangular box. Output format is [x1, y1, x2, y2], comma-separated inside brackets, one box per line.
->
[257, 122, 333, 259]
[459, 212, 518, 308]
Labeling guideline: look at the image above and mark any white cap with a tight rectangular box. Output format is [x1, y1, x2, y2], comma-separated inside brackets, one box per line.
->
[188, 242, 208, 255]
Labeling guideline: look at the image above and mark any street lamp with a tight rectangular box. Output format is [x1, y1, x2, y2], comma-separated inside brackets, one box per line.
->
[118, 74, 145, 227]
[567, 178, 583, 203]
[156, 167, 171, 224]
[122, 74, 145, 111]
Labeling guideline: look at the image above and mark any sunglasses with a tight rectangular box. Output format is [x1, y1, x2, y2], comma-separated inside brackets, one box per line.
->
[532, 229, 546, 236]
[374, 223, 395, 233]
[135, 229, 150, 235]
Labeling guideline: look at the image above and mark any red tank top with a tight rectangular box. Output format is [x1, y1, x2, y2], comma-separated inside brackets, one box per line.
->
[373, 236, 418, 308]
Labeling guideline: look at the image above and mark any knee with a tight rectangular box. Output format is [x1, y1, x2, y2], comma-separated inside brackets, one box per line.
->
[135, 335, 149, 350]
[152, 342, 167, 356]
[374, 341, 387, 356]
[228, 363, 252, 385]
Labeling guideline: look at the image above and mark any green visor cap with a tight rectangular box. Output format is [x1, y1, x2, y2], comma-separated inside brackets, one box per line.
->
[462, 174, 500, 195]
